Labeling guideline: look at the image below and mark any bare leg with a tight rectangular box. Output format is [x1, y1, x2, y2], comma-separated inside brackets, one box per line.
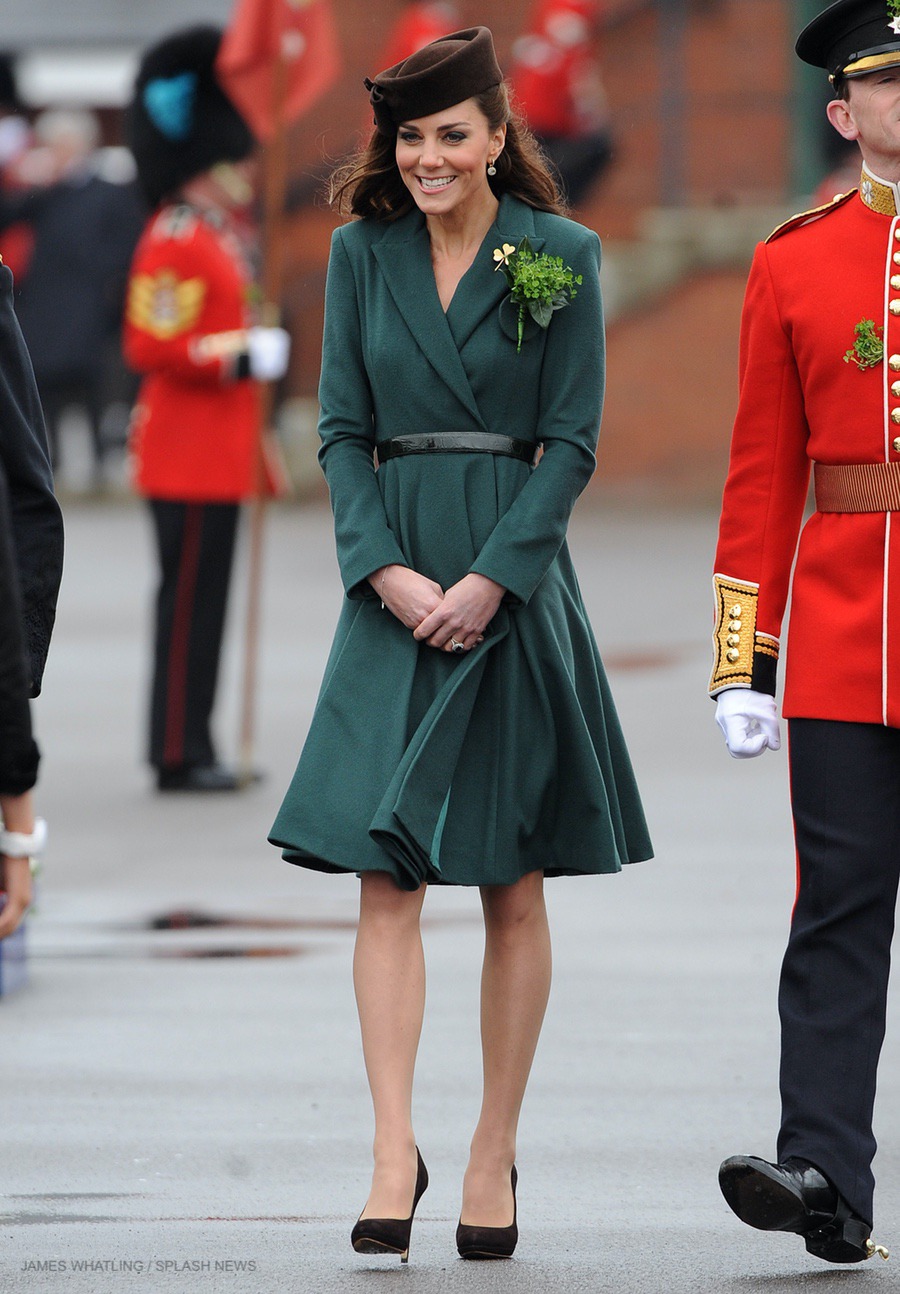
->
[460, 869, 552, 1226]
[354, 871, 427, 1220]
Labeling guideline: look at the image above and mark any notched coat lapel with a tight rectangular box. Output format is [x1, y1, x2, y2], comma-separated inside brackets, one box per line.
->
[447, 197, 545, 353]
[372, 216, 484, 426]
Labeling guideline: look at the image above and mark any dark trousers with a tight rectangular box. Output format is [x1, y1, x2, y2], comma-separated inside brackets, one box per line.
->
[778, 718, 900, 1225]
[148, 499, 239, 771]
[37, 371, 105, 471]
[536, 130, 614, 207]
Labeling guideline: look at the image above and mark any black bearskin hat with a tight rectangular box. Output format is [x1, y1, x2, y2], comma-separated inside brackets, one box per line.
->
[127, 25, 255, 208]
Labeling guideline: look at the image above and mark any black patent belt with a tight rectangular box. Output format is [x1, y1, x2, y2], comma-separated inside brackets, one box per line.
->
[376, 432, 537, 465]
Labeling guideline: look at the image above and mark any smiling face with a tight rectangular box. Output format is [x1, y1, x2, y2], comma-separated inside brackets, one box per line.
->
[827, 65, 900, 178]
[394, 97, 506, 221]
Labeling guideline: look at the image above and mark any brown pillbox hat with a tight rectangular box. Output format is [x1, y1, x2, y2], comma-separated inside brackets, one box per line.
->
[365, 26, 503, 135]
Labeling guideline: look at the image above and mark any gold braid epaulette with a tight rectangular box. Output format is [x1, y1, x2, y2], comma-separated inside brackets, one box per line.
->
[766, 189, 857, 243]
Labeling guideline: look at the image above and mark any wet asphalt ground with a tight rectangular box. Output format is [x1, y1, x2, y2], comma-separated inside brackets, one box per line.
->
[1, 493, 897, 1293]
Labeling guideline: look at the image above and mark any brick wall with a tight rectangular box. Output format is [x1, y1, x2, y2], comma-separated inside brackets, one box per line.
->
[280, 1, 798, 403]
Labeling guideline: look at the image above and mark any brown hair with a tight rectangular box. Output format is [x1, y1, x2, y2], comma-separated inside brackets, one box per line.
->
[329, 82, 566, 221]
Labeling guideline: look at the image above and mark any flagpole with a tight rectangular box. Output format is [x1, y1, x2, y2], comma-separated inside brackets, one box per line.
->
[238, 46, 289, 783]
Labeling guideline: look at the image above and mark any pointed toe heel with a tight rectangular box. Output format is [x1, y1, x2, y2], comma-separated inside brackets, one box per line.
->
[351, 1149, 429, 1264]
[456, 1165, 518, 1260]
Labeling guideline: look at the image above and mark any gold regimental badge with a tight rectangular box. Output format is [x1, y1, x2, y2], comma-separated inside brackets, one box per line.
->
[127, 270, 205, 340]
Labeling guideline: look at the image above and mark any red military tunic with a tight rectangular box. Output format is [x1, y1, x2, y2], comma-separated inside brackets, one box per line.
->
[123, 202, 260, 502]
[509, 0, 603, 137]
[377, 2, 460, 69]
[711, 170, 900, 727]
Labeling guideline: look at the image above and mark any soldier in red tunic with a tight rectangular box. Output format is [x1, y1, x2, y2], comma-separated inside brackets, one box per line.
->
[124, 27, 289, 792]
[507, 0, 612, 205]
[710, 0, 900, 1266]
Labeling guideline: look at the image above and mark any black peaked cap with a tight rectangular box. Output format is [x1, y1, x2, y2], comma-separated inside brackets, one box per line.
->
[797, 0, 900, 79]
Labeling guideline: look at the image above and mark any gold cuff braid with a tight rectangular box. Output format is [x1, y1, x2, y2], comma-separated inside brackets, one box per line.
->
[710, 574, 779, 694]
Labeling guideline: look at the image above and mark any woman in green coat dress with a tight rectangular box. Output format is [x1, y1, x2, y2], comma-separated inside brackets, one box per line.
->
[269, 27, 652, 1262]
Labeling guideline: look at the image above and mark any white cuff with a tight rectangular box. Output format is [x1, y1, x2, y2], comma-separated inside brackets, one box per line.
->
[0, 817, 47, 858]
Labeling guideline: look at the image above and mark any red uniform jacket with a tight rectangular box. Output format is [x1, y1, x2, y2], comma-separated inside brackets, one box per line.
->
[711, 174, 900, 727]
[509, 0, 603, 137]
[123, 203, 260, 502]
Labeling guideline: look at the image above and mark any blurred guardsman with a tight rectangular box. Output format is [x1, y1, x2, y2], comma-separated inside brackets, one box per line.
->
[507, 0, 612, 205]
[710, 0, 900, 1267]
[377, 1, 461, 68]
[124, 27, 289, 792]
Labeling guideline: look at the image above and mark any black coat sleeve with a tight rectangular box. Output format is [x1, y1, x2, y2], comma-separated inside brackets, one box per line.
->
[0, 261, 64, 695]
[0, 459, 39, 794]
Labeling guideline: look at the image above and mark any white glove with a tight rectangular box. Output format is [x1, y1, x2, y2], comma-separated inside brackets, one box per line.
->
[715, 688, 781, 759]
[247, 326, 291, 381]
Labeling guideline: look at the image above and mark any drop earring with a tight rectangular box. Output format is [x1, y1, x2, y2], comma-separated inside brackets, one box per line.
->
[487, 158, 497, 176]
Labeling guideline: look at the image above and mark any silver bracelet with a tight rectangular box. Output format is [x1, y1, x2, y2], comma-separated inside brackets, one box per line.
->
[380, 570, 386, 610]
[0, 817, 47, 859]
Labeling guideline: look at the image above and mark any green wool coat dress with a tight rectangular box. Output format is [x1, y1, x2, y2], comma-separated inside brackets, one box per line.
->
[269, 192, 652, 889]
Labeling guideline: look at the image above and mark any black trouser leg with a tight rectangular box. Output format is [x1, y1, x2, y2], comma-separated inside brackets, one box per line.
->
[777, 718, 900, 1226]
[147, 499, 239, 771]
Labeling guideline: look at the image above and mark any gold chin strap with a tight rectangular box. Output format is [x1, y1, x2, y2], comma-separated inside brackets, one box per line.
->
[866, 1239, 890, 1261]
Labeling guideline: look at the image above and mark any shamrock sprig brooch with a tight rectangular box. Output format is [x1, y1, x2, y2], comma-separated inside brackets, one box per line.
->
[844, 318, 884, 370]
[492, 237, 581, 352]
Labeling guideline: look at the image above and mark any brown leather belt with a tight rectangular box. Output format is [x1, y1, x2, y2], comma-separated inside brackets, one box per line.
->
[814, 460, 900, 512]
[376, 432, 537, 465]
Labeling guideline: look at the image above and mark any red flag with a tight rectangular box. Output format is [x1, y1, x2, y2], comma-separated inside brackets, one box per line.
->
[217, 0, 341, 141]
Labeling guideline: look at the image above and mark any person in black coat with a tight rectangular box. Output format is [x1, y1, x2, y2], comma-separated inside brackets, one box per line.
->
[0, 251, 63, 939]
[0, 109, 144, 481]
[0, 458, 43, 939]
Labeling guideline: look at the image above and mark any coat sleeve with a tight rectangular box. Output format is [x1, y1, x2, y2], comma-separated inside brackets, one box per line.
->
[0, 263, 63, 697]
[0, 461, 38, 794]
[469, 227, 602, 604]
[317, 228, 410, 598]
[709, 241, 811, 697]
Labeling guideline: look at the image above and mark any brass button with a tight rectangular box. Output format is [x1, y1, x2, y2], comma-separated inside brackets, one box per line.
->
[728, 619, 742, 632]
[891, 355, 900, 371]
[892, 381, 900, 397]
[726, 648, 740, 663]
[727, 634, 740, 647]
[892, 410, 900, 424]
[894, 251, 900, 265]
[729, 604, 742, 617]
[894, 228, 900, 241]
[890, 300, 900, 315]
[892, 276, 900, 290]
[893, 437, 900, 452]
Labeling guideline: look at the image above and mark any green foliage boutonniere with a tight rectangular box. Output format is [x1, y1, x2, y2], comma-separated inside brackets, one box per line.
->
[493, 237, 582, 352]
[844, 318, 884, 371]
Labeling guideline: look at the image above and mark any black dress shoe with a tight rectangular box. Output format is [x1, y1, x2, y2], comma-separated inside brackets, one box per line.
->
[156, 763, 241, 792]
[719, 1155, 889, 1264]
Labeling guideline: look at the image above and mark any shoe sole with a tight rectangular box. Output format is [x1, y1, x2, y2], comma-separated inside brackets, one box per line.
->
[718, 1159, 812, 1234]
[352, 1238, 406, 1257]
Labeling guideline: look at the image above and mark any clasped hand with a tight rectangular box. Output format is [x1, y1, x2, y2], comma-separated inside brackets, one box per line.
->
[715, 688, 781, 759]
[370, 565, 504, 652]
